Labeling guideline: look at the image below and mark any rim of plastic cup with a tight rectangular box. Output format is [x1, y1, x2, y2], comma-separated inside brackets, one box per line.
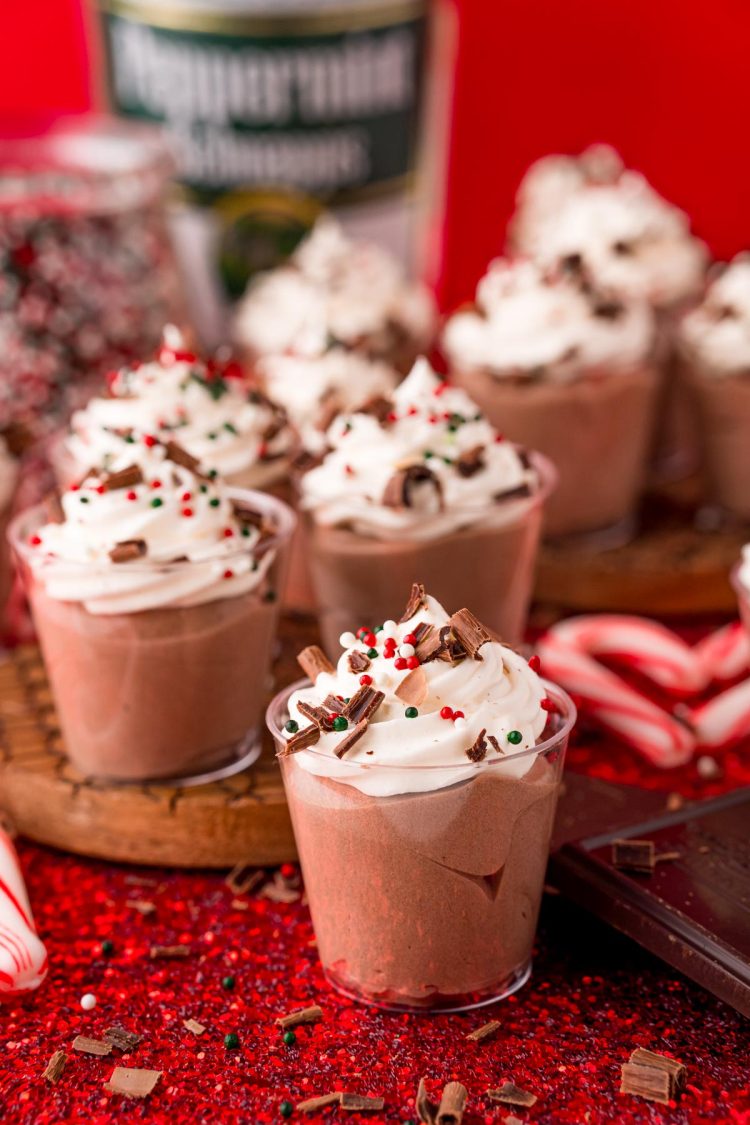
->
[267, 676, 576, 773]
[9, 486, 297, 573]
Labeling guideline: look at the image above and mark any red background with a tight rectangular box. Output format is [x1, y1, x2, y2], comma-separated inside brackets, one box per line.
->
[1, 0, 750, 304]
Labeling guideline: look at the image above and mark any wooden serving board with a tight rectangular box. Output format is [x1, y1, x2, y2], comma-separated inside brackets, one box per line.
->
[0, 617, 320, 868]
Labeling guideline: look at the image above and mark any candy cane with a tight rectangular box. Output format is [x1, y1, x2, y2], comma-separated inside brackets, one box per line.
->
[537, 631, 695, 768]
[0, 830, 47, 997]
[693, 620, 750, 685]
[690, 677, 750, 750]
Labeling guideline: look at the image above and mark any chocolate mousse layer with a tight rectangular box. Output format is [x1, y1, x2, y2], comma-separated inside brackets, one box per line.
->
[686, 368, 750, 519]
[306, 506, 543, 652]
[452, 365, 658, 539]
[283, 754, 558, 1008]
[29, 582, 278, 780]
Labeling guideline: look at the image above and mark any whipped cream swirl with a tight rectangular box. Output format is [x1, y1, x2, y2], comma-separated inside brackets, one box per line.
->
[26, 440, 278, 615]
[512, 146, 707, 309]
[284, 593, 549, 796]
[443, 258, 654, 380]
[0, 437, 18, 511]
[679, 255, 750, 376]
[63, 337, 294, 488]
[299, 358, 543, 539]
[233, 216, 436, 360]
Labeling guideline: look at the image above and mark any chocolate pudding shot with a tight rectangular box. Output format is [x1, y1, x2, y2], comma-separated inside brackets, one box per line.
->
[510, 144, 708, 479]
[11, 438, 295, 781]
[297, 358, 554, 651]
[269, 584, 575, 1011]
[56, 330, 295, 492]
[442, 258, 656, 542]
[679, 255, 750, 520]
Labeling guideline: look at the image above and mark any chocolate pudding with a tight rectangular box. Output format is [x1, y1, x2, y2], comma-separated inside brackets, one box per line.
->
[270, 585, 575, 1010]
[452, 364, 657, 539]
[12, 441, 294, 781]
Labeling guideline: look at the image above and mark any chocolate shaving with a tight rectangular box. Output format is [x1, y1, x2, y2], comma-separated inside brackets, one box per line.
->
[417, 1078, 439, 1125]
[347, 651, 371, 674]
[104, 1067, 162, 1099]
[297, 701, 335, 731]
[259, 872, 300, 904]
[620, 1062, 672, 1105]
[395, 667, 428, 708]
[487, 1083, 537, 1108]
[625, 1047, 686, 1100]
[487, 734, 502, 756]
[436, 1081, 468, 1124]
[334, 719, 369, 759]
[456, 445, 486, 478]
[164, 440, 201, 473]
[108, 539, 147, 564]
[400, 582, 427, 623]
[466, 728, 488, 763]
[73, 1036, 113, 1057]
[449, 608, 491, 661]
[279, 724, 320, 756]
[101, 464, 143, 491]
[296, 1093, 342, 1113]
[275, 1005, 323, 1030]
[341, 1093, 385, 1113]
[343, 685, 385, 725]
[42, 1049, 67, 1084]
[297, 645, 335, 680]
[440, 624, 467, 663]
[593, 298, 624, 320]
[383, 464, 443, 510]
[493, 483, 532, 503]
[466, 1019, 501, 1042]
[612, 838, 655, 874]
[321, 693, 345, 713]
[356, 394, 394, 423]
[149, 944, 191, 959]
[183, 1018, 205, 1036]
[104, 1026, 142, 1052]
[414, 625, 447, 664]
[126, 899, 156, 915]
[225, 863, 264, 896]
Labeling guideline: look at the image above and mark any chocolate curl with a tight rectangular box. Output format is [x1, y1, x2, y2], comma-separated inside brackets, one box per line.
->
[297, 645, 335, 680]
[449, 609, 492, 661]
[382, 465, 443, 511]
[164, 440, 201, 473]
[347, 651, 371, 674]
[414, 624, 447, 664]
[334, 719, 369, 759]
[72, 1036, 112, 1057]
[343, 686, 385, 725]
[355, 394, 394, 423]
[487, 1083, 537, 1108]
[455, 445, 486, 478]
[296, 1093, 341, 1113]
[109, 539, 147, 564]
[395, 668, 428, 708]
[278, 725, 320, 756]
[465, 729, 488, 763]
[101, 464, 143, 491]
[399, 582, 427, 623]
[416, 1077, 439, 1124]
[436, 1082, 468, 1124]
[42, 1050, 67, 1085]
[275, 1005, 323, 1030]
[297, 701, 335, 731]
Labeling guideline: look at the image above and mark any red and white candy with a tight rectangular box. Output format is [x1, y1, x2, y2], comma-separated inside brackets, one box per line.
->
[0, 829, 47, 997]
[536, 614, 750, 768]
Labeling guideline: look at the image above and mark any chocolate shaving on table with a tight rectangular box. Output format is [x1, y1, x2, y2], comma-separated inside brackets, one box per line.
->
[466, 729, 488, 763]
[623, 1048, 686, 1102]
[183, 1018, 205, 1036]
[164, 440, 201, 473]
[493, 482, 532, 503]
[297, 701, 335, 731]
[104, 1067, 162, 1099]
[395, 667, 428, 707]
[104, 1026, 142, 1052]
[126, 899, 156, 915]
[400, 582, 427, 623]
[297, 645, 335, 680]
[279, 724, 321, 756]
[296, 1093, 342, 1113]
[465, 1019, 501, 1042]
[340, 1093, 385, 1112]
[225, 862, 264, 896]
[502, 1117, 524, 1125]
[356, 394, 394, 423]
[334, 719, 369, 759]
[416, 1077, 439, 1125]
[456, 444, 486, 478]
[612, 838, 655, 874]
[101, 464, 143, 491]
[436, 1081, 468, 1124]
[347, 650, 371, 674]
[42, 1049, 67, 1084]
[449, 608, 491, 660]
[343, 685, 385, 725]
[259, 874, 301, 904]
[487, 1083, 537, 1108]
[275, 1004, 323, 1030]
[149, 944, 191, 959]
[109, 539, 147, 564]
[382, 464, 443, 510]
[72, 1036, 112, 1057]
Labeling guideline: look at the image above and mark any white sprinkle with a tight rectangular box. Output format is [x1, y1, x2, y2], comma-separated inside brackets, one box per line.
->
[381, 620, 398, 638]
[80, 993, 97, 1011]
[339, 631, 357, 649]
[696, 755, 722, 780]
[453, 718, 468, 731]
[398, 643, 415, 658]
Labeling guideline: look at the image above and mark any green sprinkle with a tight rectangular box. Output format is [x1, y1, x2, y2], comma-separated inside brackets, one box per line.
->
[224, 1032, 240, 1050]
[101, 939, 114, 956]
[208, 469, 218, 479]
[282, 1031, 296, 1046]
[285, 719, 299, 735]
[442, 457, 453, 466]
[507, 729, 523, 745]
[242, 527, 251, 537]
[280, 1102, 294, 1118]
[207, 431, 218, 441]
[374, 625, 383, 633]
[199, 484, 208, 493]
[221, 975, 235, 991]
[79, 496, 90, 504]
[447, 423, 458, 433]
[332, 716, 348, 732]
[224, 422, 238, 434]
[263, 589, 277, 602]
[124, 434, 135, 444]
[209, 497, 220, 507]
[367, 648, 378, 659]
[405, 706, 418, 719]
[150, 497, 163, 508]
[423, 450, 434, 459]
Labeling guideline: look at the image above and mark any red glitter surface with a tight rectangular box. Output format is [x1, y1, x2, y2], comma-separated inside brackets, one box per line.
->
[2, 622, 750, 1122]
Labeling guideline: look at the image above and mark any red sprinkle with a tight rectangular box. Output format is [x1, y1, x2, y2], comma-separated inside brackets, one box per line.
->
[433, 381, 450, 396]
[403, 633, 417, 646]
[541, 698, 556, 712]
[95, 485, 105, 495]
[406, 655, 420, 670]
[223, 528, 235, 538]
[223, 569, 234, 579]
[386, 411, 398, 423]
[453, 710, 465, 721]
[181, 492, 192, 502]
[529, 654, 542, 673]
[440, 706, 454, 720]
[494, 433, 505, 443]
[407, 406, 418, 416]
[258, 443, 268, 459]
[181, 508, 194, 518]
[126, 491, 137, 501]
[143, 434, 158, 448]
[394, 657, 407, 671]
[344, 465, 355, 476]
[28, 534, 42, 547]
[362, 632, 377, 648]
[359, 675, 373, 686]
[69, 484, 80, 492]
[151, 479, 162, 489]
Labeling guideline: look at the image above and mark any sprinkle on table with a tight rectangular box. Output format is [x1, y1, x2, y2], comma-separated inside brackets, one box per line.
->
[275, 1004, 324, 1031]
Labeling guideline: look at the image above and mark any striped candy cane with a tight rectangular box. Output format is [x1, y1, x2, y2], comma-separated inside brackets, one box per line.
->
[0, 829, 47, 997]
